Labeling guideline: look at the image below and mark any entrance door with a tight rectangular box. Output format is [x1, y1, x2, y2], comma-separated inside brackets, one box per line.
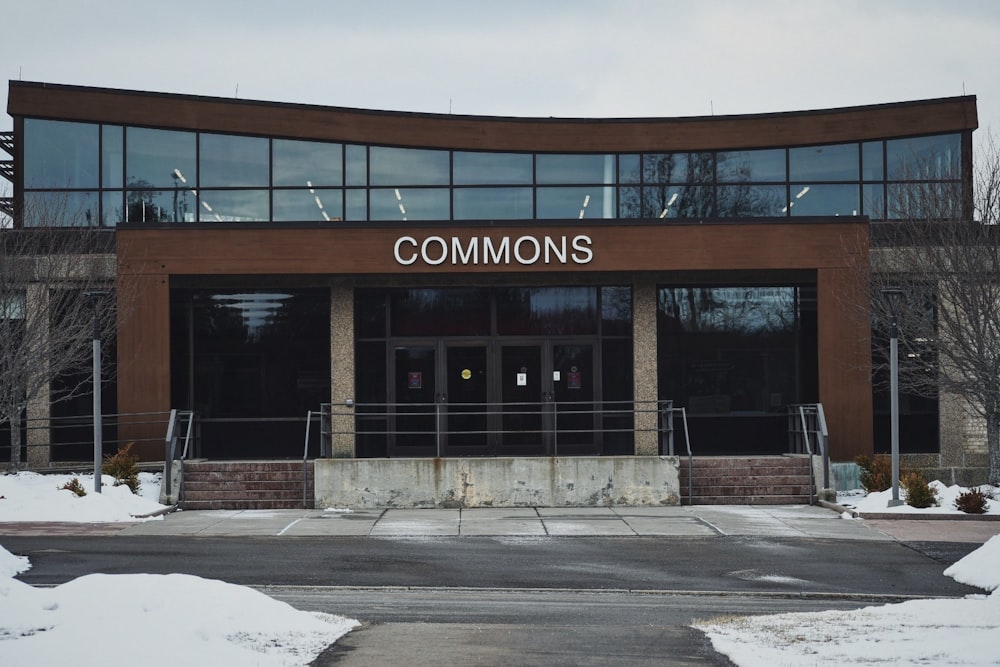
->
[551, 343, 597, 454]
[392, 345, 437, 454]
[443, 343, 490, 454]
[499, 345, 545, 454]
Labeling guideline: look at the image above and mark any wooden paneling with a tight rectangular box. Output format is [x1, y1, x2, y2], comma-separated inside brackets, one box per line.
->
[9, 81, 977, 152]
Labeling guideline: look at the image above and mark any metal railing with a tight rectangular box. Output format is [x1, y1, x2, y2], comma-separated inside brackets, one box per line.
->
[310, 399, 687, 458]
[163, 409, 197, 500]
[787, 403, 830, 504]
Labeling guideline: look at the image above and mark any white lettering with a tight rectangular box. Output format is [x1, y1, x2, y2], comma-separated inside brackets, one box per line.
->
[421, 236, 449, 265]
[514, 236, 541, 265]
[394, 236, 418, 265]
[571, 235, 593, 264]
[544, 236, 567, 264]
[483, 236, 510, 264]
[451, 236, 478, 265]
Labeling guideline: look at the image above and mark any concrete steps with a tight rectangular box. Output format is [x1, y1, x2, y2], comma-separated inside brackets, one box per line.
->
[180, 460, 314, 510]
[679, 455, 814, 505]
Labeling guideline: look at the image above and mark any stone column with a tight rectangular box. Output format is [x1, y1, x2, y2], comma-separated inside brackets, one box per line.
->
[330, 282, 356, 458]
[25, 283, 51, 468]
[633, 279, 659, 456]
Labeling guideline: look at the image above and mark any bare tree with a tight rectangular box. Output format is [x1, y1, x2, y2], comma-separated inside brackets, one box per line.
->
[0, 193, 118, 470]
[869, 131, 1000, 483]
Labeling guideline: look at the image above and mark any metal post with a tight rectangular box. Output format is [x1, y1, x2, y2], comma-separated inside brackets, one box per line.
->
[86, 291, 107, 494]
[883, 287, 904, 508]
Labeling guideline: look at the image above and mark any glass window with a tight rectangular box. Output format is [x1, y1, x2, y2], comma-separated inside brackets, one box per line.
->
[643, 153, 714, 184]
[23, 119, 99, 189]
[618, 154, 640, 184]
[101, 191, 124, 227]
[125, 188, 192, 223]
[23, 191, 99, 227]
[355, 289, 387, 338]
[789, 143, 858, 181]
[536, 154, 615, 184]
[196, 190, 269, 222]
[370, 147, 449, 185]
[370, 188, 449, 221]
[862, 141, 884, 181]
[717, 149, 786, 182]
[453, 152, 532, 185]
[717, 185, 785, 217]
[102, 125, 124, 188]
[887, 134, 961, 180]
[390, 288, 490, 336]
[273, 188, 343, 222]
[643, 186, 714, 218]
[200, 133, 269, 187]
[345, 189, 368, 221]
[273, 139, 343, 187]
[126, 127, 196, 189]
[619, 186, 641, 218]
[863, 183, 885, 220]
[345, 144, 367, 186]
[788, 184, 859, 217]
[453, 187, 532, 219]
[497, 287, 597, 335]
[601, 286, 632, 336]
[886, 182, 963, 220]
[537, 186, 615, 219]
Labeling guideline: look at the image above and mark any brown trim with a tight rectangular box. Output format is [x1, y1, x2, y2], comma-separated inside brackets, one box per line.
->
[9, 81, 978, 152]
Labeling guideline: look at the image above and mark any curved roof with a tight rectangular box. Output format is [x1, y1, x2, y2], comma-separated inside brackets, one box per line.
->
[8, 80, 978, 152]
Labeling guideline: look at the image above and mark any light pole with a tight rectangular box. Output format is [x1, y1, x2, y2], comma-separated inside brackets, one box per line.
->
[882, 287, 904, 507]
[84, 290, 108, 493]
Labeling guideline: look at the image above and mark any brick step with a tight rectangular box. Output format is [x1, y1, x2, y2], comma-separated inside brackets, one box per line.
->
[180, 499, 311, 510]
[183, 472, 313, 483]
[685, 494, 812, 506]
[681, 474, 811, 485]
[180, 460, 315, 510]
[684, 484, 812, 495]
[679, 456, 815, 505]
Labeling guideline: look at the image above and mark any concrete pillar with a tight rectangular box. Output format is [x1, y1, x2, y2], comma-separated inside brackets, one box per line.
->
[25, 283, 51, 468]
[330, 282, 356, 458]
[633, 279, 659, 455]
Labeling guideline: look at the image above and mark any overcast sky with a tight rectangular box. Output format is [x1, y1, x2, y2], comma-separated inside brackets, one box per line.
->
[3, 0, 999, 133]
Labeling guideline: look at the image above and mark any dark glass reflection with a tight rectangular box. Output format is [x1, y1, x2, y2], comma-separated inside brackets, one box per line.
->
[497, 287, 597, 335]
[370, 147, 449, 185]
[642, 186, 714, 218]
[887, 134, 961, 180]
[717, 149, 786, 182]
[717, 185, 785, 217]
[125, 189, 185, 224]
[126, 127, 196, 189]
[345, 144, 368, 186]
[537, 187, 614, 219]
[102, 125, 124, 188]
[274, 188, 343, 222]
[788, 184, 859, 217]
[643, 153, 714, 184]
[273, 139, 343, 187]
[789, 144, 859, 181]
[196, 190, 269, 222]
[601, 286, 632, 336]
[862, 141, 884, 181]
[370, 188, 449, 221]
[453, 152, 532, 184]
[453, 187, 532, 219]
[391, 288, 491, 336]
[200, 134, 269, 187]
[618, 154, 640, 184]
[23, 191, 99, 227]
[536, 154, 614, 184]
[24, 119, 99, 189]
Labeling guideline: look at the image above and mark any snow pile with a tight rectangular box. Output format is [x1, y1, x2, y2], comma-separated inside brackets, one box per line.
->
[695, 535, 1000, 666]
[839, 481, 1000, 516]
[0, 471, 167, 522]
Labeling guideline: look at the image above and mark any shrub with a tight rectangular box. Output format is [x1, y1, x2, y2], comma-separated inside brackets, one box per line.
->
[60, 477, 87, 497]
[954, 488, 993, 514]
[855, 454, 909, 493]
[901, 471, 938, 509]
[102, 442, 140, 494]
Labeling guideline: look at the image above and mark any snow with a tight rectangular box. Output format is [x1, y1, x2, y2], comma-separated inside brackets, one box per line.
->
[0, 472, 358, 666]
[838, 481, 1000, 516]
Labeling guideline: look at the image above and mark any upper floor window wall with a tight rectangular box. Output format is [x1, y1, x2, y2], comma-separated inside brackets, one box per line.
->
[16, 117, 966, 227]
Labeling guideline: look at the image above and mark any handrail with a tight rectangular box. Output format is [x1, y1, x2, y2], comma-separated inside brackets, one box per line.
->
[303, 410, 314, 509]
[163, 409, 196, 502]
[788, 403, 830, 504]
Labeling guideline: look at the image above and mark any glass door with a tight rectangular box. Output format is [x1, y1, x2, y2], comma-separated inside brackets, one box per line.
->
[443, 344, 490, 454]
[499, 344, 545, 454]
[391, 345, 438, 455]
[551, 343, 598, 453]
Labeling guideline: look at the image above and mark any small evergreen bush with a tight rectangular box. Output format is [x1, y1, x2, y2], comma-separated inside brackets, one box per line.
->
[60, 477, 87, 497]
[855, 454, 909, 493]
[954, 488, 993, 514]
[901, 471, 938, 509]
[102, 442, 140, 494]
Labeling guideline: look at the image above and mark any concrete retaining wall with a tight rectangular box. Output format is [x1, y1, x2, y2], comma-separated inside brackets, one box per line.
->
[314, 456, 682, 508]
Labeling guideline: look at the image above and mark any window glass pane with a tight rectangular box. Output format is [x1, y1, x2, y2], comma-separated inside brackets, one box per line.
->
[101, 191, 124, 227]
[453, 152, 532, 184]
[643, 153, 714, 183]
[536, 154, 615, 184]
[886, 182, 962, 220]
[643, 186, 714, 218]
[537, 186, 615, 219]
[497, 287, 597, 335]
[788, 143, 858, 181]
[718, 185, 785, 217]
[273, 189, 343, 222]
[200, 133, 269, 187]
[102, 125, 124, 188]
[273, 139, 343, 187]
[788, 184, 859, 217]
[887, 134, 961, 180]
[618, 154, 640, 184]
[619, 186, 641, 218]
[345, 145, 367, 186]
[862, 141, 884, 181]
[345, 189, 368, 221]
[24, 119, 99, 188]
[717, 149, 786, 182]
[125, 188, 189, 223]
[23, 191, 99, 227]
[126, 127, 196, 189]
[370, 147, 449, 185]
[196, 190, 269, 222]
[453, 187, 532, 219]
[601, 286, 632, 336]
[390, 288, 490, 336]
[355, 289, 387, 338]
[370, 188, 449, 221]
[863, 183, 885, 220]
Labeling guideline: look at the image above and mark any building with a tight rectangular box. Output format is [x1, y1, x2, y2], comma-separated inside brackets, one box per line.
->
[1, 81, 981, 505]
